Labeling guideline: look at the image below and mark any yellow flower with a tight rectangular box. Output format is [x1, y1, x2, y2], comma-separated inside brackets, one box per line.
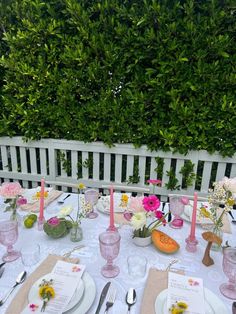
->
[77, 183, 86, 190]
[226, 198, 235, 206]
[34, 191, 49, 199]
[121, 194, 129, 203]
[176, 301, 188, 309]
[200, 207, 211, 218]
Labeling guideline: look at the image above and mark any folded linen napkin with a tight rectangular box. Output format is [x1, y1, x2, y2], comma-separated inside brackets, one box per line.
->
[20, 190, 63, 212]
[6, 254, 79, 314]
[140, 268, 184, 314]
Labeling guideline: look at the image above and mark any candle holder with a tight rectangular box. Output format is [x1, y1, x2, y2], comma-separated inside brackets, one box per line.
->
[185, 235, 198, 252]
[107, 225, 117, 232]
[37, 216, 45, 231]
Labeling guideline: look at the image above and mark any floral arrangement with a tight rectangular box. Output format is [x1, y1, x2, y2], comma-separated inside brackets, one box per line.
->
[39, 278, 55, 312]
[57, 203, 89, 227]
[127, 195, 167, 238]
[200, 177, 235, 230]
[0, 182, 27, 220]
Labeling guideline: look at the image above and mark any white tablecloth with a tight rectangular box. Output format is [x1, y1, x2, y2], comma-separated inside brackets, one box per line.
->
[0, 193, 235, 314]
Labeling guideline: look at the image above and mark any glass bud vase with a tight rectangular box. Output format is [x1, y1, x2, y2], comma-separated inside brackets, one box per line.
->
[211, 225, 223, 251]
[70, 222, 83, 242]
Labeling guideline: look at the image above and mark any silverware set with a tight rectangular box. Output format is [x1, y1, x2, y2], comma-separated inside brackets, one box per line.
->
[95, 282, 136, 313]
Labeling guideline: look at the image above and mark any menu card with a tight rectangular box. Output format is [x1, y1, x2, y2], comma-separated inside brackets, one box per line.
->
[21, 261, 85, 314]
[167, 272, 205, 314]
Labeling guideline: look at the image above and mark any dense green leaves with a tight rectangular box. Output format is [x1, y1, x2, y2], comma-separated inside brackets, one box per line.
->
[0, 0, 235, 156]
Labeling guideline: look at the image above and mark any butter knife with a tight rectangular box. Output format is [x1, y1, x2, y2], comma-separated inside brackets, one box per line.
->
[95, 281, 111, 314]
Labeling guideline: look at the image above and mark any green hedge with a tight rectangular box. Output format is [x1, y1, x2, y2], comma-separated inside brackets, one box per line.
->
[0, 0, 236, 156]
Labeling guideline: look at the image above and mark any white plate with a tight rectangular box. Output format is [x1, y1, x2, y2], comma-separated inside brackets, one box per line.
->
[28, 272, 96, 314]
[97, 193, 131, 215]
[154, 288, 228, 314]
[23, 187, 53, 204]
[181, 203, 213, 225]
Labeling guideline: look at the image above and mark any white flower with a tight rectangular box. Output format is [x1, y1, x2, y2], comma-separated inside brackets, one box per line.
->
[130, 212, 146, 230]
[58, 205, 73, 218]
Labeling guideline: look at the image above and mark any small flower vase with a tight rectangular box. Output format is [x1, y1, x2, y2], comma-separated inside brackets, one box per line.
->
[133, 235, 152, 247]
[70, 222, 83, 242]
[211, 225, 223, 251]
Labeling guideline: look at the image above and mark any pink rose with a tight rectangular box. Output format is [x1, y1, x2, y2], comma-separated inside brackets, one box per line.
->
[129, 196, 144, 212]
[154, 210, 163, 219]
[17, 197, 27, 206]
[0, 182, 23, 198]
[48, 217, 60, 226]
[181, 196, 189, 205]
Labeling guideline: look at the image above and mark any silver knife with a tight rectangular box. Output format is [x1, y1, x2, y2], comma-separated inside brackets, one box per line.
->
[95, 281, 111, 314]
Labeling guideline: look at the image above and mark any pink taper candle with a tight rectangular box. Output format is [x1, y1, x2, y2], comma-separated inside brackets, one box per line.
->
[39, 178, 45, 220]
[108, 185, 116, 231]
[190, 192, 198, 241]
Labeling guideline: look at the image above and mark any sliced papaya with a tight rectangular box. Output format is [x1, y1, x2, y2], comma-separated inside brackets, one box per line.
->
[151, 229, 180, 254]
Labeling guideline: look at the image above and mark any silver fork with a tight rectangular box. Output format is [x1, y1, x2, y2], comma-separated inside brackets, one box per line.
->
[165, 259, 179, 271]
[104, 287, 116, 314]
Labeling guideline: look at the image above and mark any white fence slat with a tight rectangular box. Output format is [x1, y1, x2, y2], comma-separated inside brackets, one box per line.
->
[175, 159, 185, 186]
[59, 149, 67, 178]
[114, 154, 122, 183]
[39, 148, 47, 176]
[201, 161, 213, 193]
[29, 148, 37, 174]
[19, 147, 27, 173]
[82, 151, 89, 179]
[186, 159, 198, 193]
[10, 146, 18, 172]
[215, 163, 227, 182]
[230, 164, 236, 178]
[150, 157, 157, 180]
[104, 153, 111, 182]
[1, 146, 9, 171]
[162, 158, 171, 186]
[138, 156, 146, 185]
[71, 151, 78, 179]
[93, 152, 100, 181]
[126, 155, 134, 181]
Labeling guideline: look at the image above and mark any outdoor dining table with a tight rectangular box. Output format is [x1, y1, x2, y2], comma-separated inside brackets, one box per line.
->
[0, 191, 235, 314]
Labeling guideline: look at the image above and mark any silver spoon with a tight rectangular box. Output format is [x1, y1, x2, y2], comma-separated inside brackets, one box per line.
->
[0, 270, 27, 305]
[126, 288, 136, 314]
[57, 194, 71, 204]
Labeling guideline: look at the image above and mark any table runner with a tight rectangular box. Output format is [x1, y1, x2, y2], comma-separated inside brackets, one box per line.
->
[6, 254, 79, 314]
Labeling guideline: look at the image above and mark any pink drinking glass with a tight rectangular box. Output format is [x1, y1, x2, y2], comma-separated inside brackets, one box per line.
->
[0, 220, 20, 262]
[84, 189, 99, 219]
[220, 247, 236, 299]
[99, 230, 121, 278]
[169, 196, 184, 228]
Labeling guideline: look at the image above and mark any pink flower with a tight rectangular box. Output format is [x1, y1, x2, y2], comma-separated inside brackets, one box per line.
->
[48, 217, 60, 226]
[17, 197, 27, 206]
[0, 182, 23, 198]
[181, 197, 189, 205]
[129, 196, 144, 212]
[142, 195, 160, 212]
[154, 210, 163, 219]
[147, 179, 162, 186]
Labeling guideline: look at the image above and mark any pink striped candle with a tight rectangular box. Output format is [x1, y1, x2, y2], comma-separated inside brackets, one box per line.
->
[189, 192, 198, 241]
[39, 178, 45, 220]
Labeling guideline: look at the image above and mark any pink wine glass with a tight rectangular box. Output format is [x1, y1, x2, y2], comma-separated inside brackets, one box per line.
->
[220, 247, 236, 299]
[169, 196, 184, 228]
[0, 220, 20, 262]
[84, 189, 99, 219]
[99, 230, 121, 278]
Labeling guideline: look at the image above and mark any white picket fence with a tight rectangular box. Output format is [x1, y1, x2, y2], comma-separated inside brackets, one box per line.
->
[0, 137, 236, 201]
